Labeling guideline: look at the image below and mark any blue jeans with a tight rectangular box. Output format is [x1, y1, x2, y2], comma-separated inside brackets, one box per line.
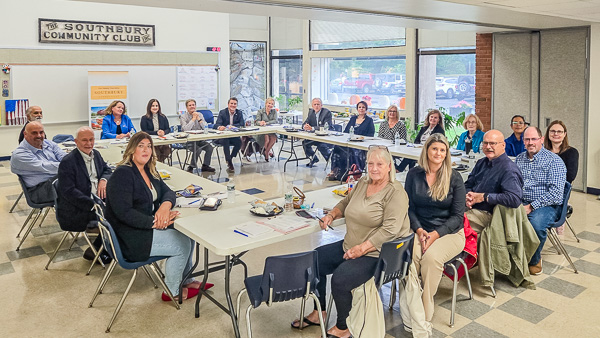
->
[528, 205, 560, 265]
[149, 228, 195, 295]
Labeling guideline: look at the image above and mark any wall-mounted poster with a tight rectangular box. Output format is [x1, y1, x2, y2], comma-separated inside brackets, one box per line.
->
[230, 41, 266, 119]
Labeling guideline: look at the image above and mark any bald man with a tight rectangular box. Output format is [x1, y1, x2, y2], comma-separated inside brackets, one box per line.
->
[464, 130, 524, 233]
[11, 121, 66, 204]
[18, 106, 44, 143]
[56, 127, 112, 262]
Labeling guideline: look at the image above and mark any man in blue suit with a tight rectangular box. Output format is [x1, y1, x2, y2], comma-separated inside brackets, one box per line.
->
[214, 97, 244, 173]
[302, 98, 333, 167]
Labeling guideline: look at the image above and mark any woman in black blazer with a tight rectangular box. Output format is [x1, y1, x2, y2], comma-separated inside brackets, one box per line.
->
[140, 99, 171, 163]
[105, 132, 206, 301]
[398, 109, 446, 172]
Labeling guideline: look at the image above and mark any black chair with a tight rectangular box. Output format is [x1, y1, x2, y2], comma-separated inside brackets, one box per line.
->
[9, 191, 24, 213]
[546, 182, 578, 273]
[565, 204, 580, 242]
[235, 250, 326, 338]
[15, 176, 54, 251]
[88, 210, 179, 333]
[324, 124, 343, 172]
[443, 252, 474, 327]
[44, 179, 104, 274]
[326, 234, 415, 326]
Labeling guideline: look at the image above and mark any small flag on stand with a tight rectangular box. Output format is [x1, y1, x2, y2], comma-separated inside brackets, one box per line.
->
[5, 99, 29, 125]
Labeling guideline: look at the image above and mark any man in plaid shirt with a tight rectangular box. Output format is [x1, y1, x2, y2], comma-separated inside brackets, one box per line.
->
[516, 126, 566, 275]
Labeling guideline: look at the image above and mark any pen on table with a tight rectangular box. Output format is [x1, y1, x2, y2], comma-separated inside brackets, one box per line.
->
[233, 230, 249, 237]
[311, 202, 315, 208]
[188, 199, 202, 205]
[315, 215, 334, 231]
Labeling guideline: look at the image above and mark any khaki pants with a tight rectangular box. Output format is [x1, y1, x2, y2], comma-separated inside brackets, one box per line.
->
[465, 209, 493, 234]
[412, 229, 465, 321]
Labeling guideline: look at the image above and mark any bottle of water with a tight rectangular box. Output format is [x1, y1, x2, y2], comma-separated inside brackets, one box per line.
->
[324, 122, 329, 132]
[284, 190, 293, 212]
[202, 120, 209, 134]
[227, 179, 236, 204]
[395, 132, 400, 146]
[349, 126, 355, 140]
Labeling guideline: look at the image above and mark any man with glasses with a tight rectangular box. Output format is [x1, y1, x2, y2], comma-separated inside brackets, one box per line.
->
[464, 130, 523, 233]
[505, 115, 529, 156]
[516, 127, 566, 275]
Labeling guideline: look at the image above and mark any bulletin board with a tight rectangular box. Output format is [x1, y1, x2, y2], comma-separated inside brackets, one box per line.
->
[176, 66, 219, 112]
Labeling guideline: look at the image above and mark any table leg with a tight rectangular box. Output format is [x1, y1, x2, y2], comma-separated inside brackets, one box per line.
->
[179, 243, 202, 305]
[195, 247, 211, 318]
[225, 255, 241, 338]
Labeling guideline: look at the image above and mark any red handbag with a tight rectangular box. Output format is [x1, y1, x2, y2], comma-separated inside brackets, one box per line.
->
[345, 164, 362, 182]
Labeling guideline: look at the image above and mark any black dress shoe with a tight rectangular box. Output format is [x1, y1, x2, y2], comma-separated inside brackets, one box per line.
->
[201, 164, 216, 172]
[305, 157, 319, 167]
[186, 166, 194, 173]
[83, 247, 95, 261]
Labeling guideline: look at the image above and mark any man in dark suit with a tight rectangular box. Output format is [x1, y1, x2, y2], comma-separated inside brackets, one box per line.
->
[214, 97, 244, 173]
[57, 126, 112, 263]
[302, 98, 333, 167]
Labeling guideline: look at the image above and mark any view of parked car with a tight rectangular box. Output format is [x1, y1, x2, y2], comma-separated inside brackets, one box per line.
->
[374, 73, 405, 94]
[436, 77, 458, 99]
[455, 75, 475, 99]
[343, 73, 376, 93]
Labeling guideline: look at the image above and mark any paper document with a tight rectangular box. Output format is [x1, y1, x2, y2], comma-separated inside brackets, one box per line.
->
[234, 221, 274, 237]
[175, 197, 202, 208]
[258, 215, 312, 234]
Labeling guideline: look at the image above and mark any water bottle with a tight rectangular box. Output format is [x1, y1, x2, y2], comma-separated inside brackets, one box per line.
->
[395, 132, 400, 146]
[227, 179, 236, 204]
[324, 122, 329, 132]
[347, 175, 356, 192]
[202, 120, 209, 134]
[284, 190, 294, 212]
[348, 126, 355, 141]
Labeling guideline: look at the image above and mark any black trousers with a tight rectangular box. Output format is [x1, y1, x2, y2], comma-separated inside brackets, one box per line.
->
[215, 137, 242, 162]
[302, 140, 332, 160]
[315, 240, 378, 330]
[28, 175, 58, 204]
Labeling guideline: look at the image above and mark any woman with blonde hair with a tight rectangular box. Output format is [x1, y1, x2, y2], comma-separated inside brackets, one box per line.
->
[254, 97, 279, 162]
[105, 132, 211, 301]
[457, 113, 485, 153]
[101, 100, 136, 139]
[404, 133, 465, 324]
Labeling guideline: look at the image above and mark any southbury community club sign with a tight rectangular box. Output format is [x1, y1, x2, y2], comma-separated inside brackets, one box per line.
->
[39, 18, 155, 46]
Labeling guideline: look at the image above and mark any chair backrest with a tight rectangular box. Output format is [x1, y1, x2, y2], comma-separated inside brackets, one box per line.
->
[52, 134, 74, 143]
[16, 175, 54, 209]
[256, 250, 319, 308]
[198, 110, 215, 124]
[332, 124, 343, 132]
[551, 182, 572, 227]
[95, 215, 123, 266]
[374, 234, 415, 288]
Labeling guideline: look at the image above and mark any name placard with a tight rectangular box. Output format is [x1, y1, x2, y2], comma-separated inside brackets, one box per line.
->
[39, 18, 155, 46]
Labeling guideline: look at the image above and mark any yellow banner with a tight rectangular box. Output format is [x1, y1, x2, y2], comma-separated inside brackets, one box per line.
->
[90, 85, 127, 100]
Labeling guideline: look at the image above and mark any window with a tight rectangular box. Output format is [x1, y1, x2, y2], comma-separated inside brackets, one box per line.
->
[310, 21, 405, 50]
[418, 52, 475, 122]
[271, 49, 302, 111]
[311, 56, 406, 110]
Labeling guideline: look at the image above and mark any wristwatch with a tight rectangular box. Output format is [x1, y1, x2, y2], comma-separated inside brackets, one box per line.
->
[484, 193, 489, 203]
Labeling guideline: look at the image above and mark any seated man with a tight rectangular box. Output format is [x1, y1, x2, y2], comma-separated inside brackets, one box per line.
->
[57, 127, 112, 263]
[18, 105, 44, 143]
[11, 121, 65, 204]
[302, 97, 333, 167]
[504, 114, 529, 157]
[214, 97, 244, 173]
[516, 127, 566, 275]
[464, 130, 523, 233]
[180, 99, 215, 173]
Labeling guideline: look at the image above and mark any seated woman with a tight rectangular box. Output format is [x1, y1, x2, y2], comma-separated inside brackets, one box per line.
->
[254, 97, 279, 162]
[404, 133, 466, 325]
[327, 101, 375, 180]
[105, 132, 209, 301]
[398, 109, 445, 172]
[292, 145, 410, 338]
[101, 100, 136, 139]
[544, 120, 578, 234]
[140, 99, 171, 162]
[456, 113, 485, 154]
[378, 104, 407, 171]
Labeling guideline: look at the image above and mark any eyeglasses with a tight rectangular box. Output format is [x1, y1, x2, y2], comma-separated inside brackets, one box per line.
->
[369, 145, 390, 152]
[481, 141, 500, 147]
[511, 121, 527, 126]
[466, 121, 477, 124]
[523, 137, 541, 143]
[388, 110, 397, 113]
[549, 130, 564, 135]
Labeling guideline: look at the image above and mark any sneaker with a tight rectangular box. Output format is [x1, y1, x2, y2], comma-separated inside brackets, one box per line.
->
[201, 164, 216, 172]
[529, 260, 542, 275]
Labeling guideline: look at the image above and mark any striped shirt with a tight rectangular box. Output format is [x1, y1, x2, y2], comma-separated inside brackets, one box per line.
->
[378, 120, 407, 141]
[515, 147, 566, 210]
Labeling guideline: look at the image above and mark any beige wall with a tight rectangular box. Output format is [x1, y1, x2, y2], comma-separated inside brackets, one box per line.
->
[587, 25, 600, 191]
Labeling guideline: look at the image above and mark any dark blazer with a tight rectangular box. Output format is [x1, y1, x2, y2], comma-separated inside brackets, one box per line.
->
[414, 124, 445, 144]
[214, 108, 244, 128]
[105, 165, 176, 262]
[303, 108, 333, 130]
[56, 149, 112, 232]
[344, 115, 375, 137]
[140, 114, 170, 135]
